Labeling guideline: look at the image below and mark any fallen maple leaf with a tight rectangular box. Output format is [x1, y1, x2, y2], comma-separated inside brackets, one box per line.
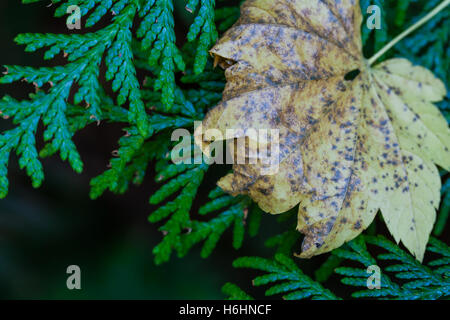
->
[195, 0, 450, 261]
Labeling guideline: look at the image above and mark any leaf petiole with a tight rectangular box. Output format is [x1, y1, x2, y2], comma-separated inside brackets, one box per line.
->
[368, 0, 450, 66]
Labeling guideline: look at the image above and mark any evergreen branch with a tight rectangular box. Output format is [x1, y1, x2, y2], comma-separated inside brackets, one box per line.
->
[176, 188, 252, 259]
[232, 254, 340, 300]
[222, 283, 254, 300]
[0, 0, 152, 196]
[186, 0, 218, 74]
[149, 160, 208, 265]
[137, 0, 185, 110]
[334, 235, 450, 299]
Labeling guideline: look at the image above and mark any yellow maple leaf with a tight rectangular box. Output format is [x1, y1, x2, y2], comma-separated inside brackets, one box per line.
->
[195, 0, 450, 261]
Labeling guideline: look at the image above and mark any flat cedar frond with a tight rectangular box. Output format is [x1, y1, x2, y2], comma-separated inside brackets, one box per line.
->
[137, 0, 185, 110]
[144, 47, 230, 264]
[90, 130, 168, 199]
[149, 158, 208, 264]
[186, 0, 218, 74]
[230, 254, 340, 300]
[0, 0, 220, 198]
[177, 188, 251, 258]
[334, 235, 450, 299]
[225, 235, 450, 300]
[1, 0, 146, 197]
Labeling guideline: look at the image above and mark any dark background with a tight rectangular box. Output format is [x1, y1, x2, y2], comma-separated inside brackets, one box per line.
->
[0, 0, 448, 300]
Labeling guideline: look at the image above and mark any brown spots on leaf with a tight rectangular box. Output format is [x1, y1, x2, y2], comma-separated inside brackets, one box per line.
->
[197, 0, 447, 262]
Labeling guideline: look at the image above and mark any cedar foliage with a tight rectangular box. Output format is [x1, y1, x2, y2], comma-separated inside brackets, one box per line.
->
[0, 0, 448, 299]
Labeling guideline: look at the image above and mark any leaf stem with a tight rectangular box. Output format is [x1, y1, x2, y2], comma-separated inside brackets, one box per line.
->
[368, 0, 450, 66]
